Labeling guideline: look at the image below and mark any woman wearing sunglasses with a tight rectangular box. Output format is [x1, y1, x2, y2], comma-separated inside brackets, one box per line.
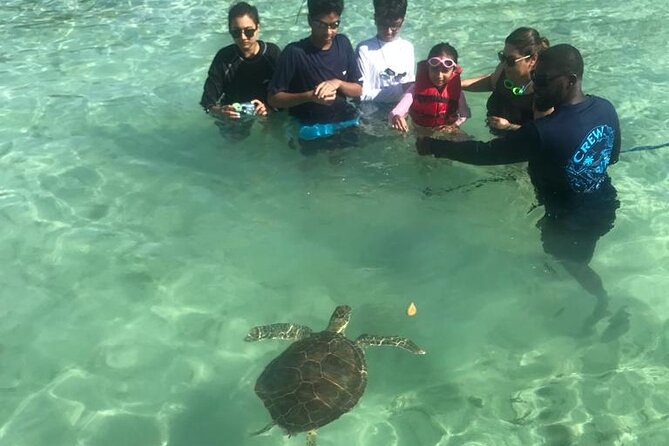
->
[200, 2, 280, 119]
[462, 27, 549, 134]
[389, 42, 470, 137]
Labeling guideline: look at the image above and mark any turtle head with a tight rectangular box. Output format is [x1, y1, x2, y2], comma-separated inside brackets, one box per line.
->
[326, 305, 352, 334]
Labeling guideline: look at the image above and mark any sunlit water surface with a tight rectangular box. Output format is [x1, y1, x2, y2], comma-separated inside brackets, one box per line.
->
[1, 1, 668, 445]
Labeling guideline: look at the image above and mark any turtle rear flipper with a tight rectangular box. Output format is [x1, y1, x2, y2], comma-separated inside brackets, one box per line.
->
[250, 421, 275, 436]
[355, 334, 426, 355]
[245, 323, 313, 342]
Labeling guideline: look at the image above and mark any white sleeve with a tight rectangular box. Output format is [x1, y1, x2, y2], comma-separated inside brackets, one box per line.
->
[357, 46, 382, 102]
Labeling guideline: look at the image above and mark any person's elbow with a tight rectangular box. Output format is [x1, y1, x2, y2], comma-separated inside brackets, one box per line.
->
[347, 83, 363, 98]
[267, 93, 281, 109]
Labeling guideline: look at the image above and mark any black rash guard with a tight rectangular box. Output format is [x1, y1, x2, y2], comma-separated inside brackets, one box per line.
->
[486, 72, 535, 126]
[200, 41, 281, 110]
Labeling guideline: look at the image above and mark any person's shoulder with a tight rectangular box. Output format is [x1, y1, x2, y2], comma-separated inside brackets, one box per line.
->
[284, 38, 311, 54]
[393, 36, 415, 50]
[335, 33, 354, 49]
[356, 35, 379, 52]
[213, 44, 238, 62]
[263, 41, 281, 54]
[277, 39, 308, 62]
[589, 95, 617, 110]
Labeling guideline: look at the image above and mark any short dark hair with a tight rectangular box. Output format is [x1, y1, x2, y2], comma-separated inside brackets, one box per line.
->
[308, 0, 344, 19]
[505, 27, 549, 57]
[373, 0, 407, 21]
[428, 42, 459, 63]
[228, 2, 259, 28]
[538, 44, 584, 79]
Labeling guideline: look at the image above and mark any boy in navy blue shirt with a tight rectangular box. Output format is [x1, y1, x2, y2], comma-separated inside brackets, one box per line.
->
[417, 45, 621, 331]
[268, 0, 362, 132]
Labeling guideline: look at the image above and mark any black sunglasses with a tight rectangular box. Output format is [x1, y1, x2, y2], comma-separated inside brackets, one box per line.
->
[311, 18, 340, 30]
[229, 27, 256, 39]
[375, 18, 403, 32]
[497, 51, 531, 67]
[530, 70, 571, 87]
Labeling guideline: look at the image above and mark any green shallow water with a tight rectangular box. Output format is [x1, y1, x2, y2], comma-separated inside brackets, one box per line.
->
[1, 1, 668, 445]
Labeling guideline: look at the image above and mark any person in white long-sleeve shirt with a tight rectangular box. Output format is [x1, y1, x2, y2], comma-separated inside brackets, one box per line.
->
[355, 0, 415, 103]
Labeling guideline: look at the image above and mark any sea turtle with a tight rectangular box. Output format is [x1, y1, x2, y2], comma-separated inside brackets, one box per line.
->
[245, 305, 425, 446]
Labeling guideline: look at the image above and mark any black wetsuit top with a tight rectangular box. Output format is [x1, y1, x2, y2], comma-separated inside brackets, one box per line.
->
[486, 73, 535, 128]
[423, 95, 621, 262]
[200, 41, 281, 110]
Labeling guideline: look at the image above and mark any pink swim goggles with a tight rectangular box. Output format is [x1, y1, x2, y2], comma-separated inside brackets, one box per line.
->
[427, 57, 457, 69]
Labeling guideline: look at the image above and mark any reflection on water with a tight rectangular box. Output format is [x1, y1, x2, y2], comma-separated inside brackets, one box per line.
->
[1, 0, 668, 445]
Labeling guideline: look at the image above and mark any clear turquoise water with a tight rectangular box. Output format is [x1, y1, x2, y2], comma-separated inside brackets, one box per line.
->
[1, 1, 668, 445]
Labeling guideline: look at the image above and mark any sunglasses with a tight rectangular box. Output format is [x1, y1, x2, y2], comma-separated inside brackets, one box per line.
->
[427, 57, 456, 70]
[375, 19, 403, 32]
[311, 18, 340, 30]
[497, 51, 531, 67]
[229, 27, 256, 39]
[530, 70, 570, 87]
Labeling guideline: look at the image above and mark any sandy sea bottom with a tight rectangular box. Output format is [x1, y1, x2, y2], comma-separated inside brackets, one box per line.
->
[1, 0, 668, 445]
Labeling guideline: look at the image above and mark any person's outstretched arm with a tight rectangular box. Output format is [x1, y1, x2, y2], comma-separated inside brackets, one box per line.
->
[269, 90, 335, 109]
[388, 84, 414, 132]
[461, 63, 504, 92]
[416, 123, 539, 165]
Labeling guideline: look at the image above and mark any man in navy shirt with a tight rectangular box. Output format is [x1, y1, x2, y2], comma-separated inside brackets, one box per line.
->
[268, 0, 362, 129]
[417, 44, 621, 330]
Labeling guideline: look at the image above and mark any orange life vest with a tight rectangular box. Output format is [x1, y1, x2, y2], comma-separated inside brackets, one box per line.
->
[409, 60, 462, 127]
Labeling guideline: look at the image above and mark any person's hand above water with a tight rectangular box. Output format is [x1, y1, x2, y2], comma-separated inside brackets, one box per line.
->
[314, 80, 340, 100]
[251, 99, 268, 117]
[390, 114, 409, 132]
[310, 89, 336, 105]
[486, 115, 520, 131]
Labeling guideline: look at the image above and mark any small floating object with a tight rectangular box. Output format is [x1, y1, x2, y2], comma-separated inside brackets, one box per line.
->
[407, 302, 417, 317]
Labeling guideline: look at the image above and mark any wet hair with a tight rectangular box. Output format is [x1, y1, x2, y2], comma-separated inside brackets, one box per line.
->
[308, 0, 344, 19]
[373, 0, 407, 21]
[228, 2, 259, 28]
[427, 42, 459, 63]
[538, 44, 584, 79]
[505, 27, 550, 57]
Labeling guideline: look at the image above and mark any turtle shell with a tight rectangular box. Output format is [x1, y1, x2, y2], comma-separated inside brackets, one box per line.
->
[255, 331, 368, 434]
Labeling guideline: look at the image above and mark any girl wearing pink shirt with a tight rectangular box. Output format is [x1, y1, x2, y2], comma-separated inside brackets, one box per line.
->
[389, 43, 470, 137]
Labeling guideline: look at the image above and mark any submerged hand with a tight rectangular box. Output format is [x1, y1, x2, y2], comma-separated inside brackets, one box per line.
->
[486, 115, 515, 131]
[390, 115, 409, 132]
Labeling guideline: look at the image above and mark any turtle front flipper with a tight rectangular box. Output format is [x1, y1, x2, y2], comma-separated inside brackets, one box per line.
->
[306, 430, 317, 446]
[245, 323, 313, 342]
[355, 334, 426, 355]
